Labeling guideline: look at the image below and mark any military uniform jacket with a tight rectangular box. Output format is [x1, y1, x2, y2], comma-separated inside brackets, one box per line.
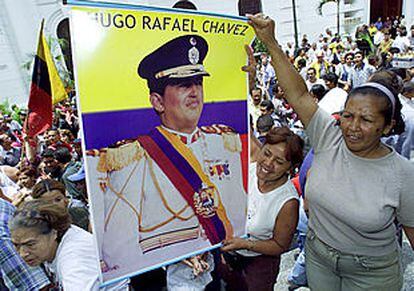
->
[86, 125, 247, 279]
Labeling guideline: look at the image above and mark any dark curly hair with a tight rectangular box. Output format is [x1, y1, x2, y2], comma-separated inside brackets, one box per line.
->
[31, 179, 66, 199]
[9, 200, 71, 242]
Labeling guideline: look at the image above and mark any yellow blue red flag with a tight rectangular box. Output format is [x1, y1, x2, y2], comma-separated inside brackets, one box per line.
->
[25, 19, 68, 137]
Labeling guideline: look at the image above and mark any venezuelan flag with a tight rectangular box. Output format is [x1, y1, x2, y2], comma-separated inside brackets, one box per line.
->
[25, 19, 68, 137]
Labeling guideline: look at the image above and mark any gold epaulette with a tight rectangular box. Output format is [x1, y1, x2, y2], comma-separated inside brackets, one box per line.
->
[201, 124, 242, 153]
[86, 149, 100, 157]
[95, 140, 145, 173]
[200, 124, 236, 134]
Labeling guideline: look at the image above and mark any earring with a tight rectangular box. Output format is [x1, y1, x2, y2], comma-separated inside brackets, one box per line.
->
[52, 229, 58, 240]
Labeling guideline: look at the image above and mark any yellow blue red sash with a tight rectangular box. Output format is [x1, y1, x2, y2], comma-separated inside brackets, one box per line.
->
[138, 126, 233, 245]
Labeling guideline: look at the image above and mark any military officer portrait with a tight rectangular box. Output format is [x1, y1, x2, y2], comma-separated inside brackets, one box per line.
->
[86, 34, 248, 280]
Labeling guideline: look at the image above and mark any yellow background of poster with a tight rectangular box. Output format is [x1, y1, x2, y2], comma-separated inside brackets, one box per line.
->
[71, 7, 255, 113]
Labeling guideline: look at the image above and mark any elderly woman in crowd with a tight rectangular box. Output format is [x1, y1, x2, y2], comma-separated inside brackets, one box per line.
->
[9, 200, 100, 290]
[247, 14, 414, 291]
[9, 199, 128, 290]
[221, 126, 303, 290]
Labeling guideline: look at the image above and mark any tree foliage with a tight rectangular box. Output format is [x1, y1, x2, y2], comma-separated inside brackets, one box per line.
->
[253, 38, 268, 54]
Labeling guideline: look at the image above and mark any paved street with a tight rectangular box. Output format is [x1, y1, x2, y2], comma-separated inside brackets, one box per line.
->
[274, 234, 414, 291]
[402, 235, 414, 291]
[274, 246, 308, 291]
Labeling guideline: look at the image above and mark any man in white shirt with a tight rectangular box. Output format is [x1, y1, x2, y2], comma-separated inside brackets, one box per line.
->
[319, 72, 348, 114]
[286, 42, 295, 59]
[316, 35, 325, 51]
[392, 29, 410, 53]
[348, 51, 376, 88]
[373, 29, 384, 46]
[249, 87, 264, 130]
[306, 67, 325, 91]
[260, 53, 276, 99]
[307, 43, 317, 63]
[336, 52, 354, 90]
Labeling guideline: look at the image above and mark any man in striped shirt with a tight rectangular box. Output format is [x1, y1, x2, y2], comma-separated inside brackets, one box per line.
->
[0, 197, 50, 290]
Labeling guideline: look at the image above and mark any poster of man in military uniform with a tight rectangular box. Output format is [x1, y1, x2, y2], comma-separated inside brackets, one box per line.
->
[70, 1, 254, 285]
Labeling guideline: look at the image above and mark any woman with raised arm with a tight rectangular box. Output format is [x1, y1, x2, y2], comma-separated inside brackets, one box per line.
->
[248, 14, 414, 291]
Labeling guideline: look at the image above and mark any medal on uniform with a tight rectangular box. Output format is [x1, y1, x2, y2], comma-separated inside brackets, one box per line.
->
[193, 183, 219, 218]
[138, 127, 234, 244]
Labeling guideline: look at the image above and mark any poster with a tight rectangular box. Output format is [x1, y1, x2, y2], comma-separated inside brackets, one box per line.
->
[70, 0, 254, 285]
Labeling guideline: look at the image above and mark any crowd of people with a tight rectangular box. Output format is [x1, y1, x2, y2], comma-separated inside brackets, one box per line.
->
[0, 99, 107, 290]
[1, 10, 414, 291]
[251, 14, 414, 162]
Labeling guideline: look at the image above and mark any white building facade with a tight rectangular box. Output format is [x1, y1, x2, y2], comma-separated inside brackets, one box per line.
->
[262, 0, 414, 48]
[0, 0, 413, 105]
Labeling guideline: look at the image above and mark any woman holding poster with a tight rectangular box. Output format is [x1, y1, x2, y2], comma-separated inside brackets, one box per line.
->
[221, 126, 304, 290]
